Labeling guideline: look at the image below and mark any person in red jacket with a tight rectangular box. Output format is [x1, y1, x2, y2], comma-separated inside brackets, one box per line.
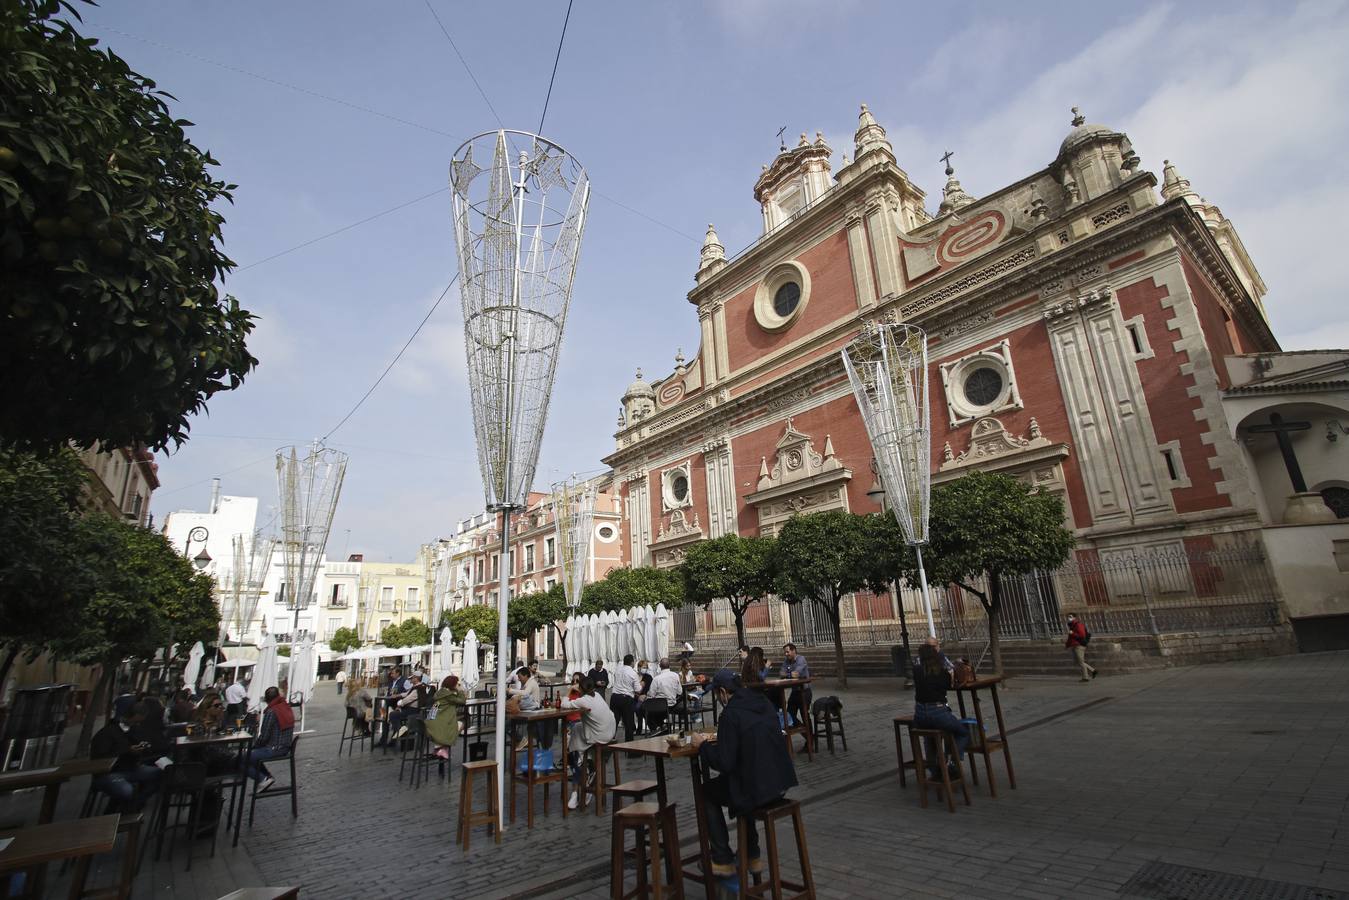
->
[1065, 614, 1097, 682]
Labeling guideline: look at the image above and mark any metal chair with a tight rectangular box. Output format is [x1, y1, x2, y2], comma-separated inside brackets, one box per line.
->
[145, 762, 217, 871]
[337, 706, 371, 756]
[248, 735, 302, 827]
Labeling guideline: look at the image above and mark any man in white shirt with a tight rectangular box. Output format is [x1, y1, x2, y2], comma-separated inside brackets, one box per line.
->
[224, 679, 248, 720]
[561, 676, 616, 809]
[609, 654, 641, 745]
[643, 658, 681, 733]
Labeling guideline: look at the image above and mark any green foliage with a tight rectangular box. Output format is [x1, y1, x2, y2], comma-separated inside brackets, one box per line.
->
[54, 514, 219, 666]
[680, 534, 775, 644]
[771, 510, 875, 686]
[0, 0, 257, 453]
[900, 470, 1075, 673]
[581, 566, 684, 614]
[379, 617, 431, 648]
[507, 590, 550, 641]
[0, 448, 92, 664]
[903, 470, 1075, 600]
[328, 626, 360, 655]
[445, 603, 498, 642]
[276, 645, 291, 658]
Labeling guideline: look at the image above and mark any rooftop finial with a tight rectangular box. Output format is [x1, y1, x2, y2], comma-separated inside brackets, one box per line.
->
[940, 149, 955, 176]
[776, 125, 787, 151]
[1071, 106, 1085, 127]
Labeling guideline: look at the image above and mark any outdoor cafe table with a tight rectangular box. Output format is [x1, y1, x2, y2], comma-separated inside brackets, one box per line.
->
[174, 731, 253, 846]
[759, 676, 815, 758]
[506, 708, 571, 829]
[0, 757, 113, 825]
[608, 732, 718, 899]
[952, 674, 1017, 794]
[0, 813, 119, 898]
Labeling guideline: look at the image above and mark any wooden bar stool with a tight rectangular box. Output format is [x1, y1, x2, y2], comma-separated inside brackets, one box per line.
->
[611, 801, 683, 899]
[456, 760, 500, 850]
[590, 741, 623, 815]
[735, 798, 815, 899]
[811, 700, 847, 754]
[609, 779, 659, 813]
[909, 728, 971, 813]
[892, 715, 916, 787]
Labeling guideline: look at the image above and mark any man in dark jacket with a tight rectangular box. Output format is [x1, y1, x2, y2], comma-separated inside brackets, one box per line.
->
[692, 668, 798, 877]
[90, 703, 161, 812]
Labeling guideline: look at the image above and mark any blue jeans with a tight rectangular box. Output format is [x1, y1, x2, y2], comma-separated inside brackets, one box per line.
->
[913, 703, 969, 774]
[244, 747, 285, 782]
[702, 775, 763, 867]
[93, 765, 161, 811]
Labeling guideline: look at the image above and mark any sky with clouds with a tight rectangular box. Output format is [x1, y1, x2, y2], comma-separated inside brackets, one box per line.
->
[82, 0, 1348, 561]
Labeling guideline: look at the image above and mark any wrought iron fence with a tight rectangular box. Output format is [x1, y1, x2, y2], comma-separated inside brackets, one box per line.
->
[678, 539, 1282, 653]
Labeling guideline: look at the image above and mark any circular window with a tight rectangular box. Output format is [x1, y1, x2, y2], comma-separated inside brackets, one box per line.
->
[963, 367, 1004, 407]
[753, 260, 811, 332]
[596, 524, 618, 543]
[671, 474, 689, 502]
[773, 282, 801, 317]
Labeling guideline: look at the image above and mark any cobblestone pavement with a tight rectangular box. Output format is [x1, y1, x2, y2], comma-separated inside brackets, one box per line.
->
[8, 651, 1348, 899]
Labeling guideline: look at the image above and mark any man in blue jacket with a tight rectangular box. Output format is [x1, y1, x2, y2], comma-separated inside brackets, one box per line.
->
[691, 668, 798, 877]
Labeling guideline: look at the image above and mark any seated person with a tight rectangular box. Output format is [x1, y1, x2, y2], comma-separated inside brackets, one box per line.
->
[344, 677, 374, 735]
[90, 703, 163, 813]
[912, 644, 970, 782]
[244, 687, 295, 792]
[375, 667, 411, 746]
[390, 674, 433, 741]
[193, 693, 226, 732]
[508, 666, 553, 750]
[169, 688, 196, 724]
[642, 657, 681, 732]
[560, 676, 616, 810]
[692, 669, 798, 877]
[424, 676, 467, 760]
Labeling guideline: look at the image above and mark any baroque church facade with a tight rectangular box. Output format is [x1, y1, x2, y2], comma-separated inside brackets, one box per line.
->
[602, 105, 1349, 650]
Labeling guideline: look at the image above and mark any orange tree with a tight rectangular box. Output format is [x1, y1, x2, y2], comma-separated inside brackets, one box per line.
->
[0, 0, 255, 453]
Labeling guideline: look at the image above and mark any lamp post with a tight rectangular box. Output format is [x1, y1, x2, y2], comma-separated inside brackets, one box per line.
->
[186, 526, 212, 570]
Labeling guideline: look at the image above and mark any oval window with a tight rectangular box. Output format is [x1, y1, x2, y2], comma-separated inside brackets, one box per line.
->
[671, 473, 689, 502]
[773, 282, 801, 317]
[963, 367, 1003, 407]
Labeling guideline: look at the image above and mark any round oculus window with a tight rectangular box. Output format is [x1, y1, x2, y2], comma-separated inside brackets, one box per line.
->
[671, 473, 689, 502]
[963, 367, 1004, 407]
[597, 525, 616, 540]
[773, 282, 801, 318]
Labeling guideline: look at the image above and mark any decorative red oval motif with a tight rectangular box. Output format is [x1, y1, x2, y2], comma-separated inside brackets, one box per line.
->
[938, 211, 1005, 267]
[657, 381, 685, 406]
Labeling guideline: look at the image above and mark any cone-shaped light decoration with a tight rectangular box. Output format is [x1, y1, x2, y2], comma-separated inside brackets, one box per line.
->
[841, 322, 937, 636]
[276, 443, 347, 639]
[553, 475, 596, 609]
[229, 530, 276, 643]
[451, 129, 590, 832]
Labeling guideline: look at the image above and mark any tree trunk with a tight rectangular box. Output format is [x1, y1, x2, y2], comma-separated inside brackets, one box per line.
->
[733, 605, 747, 649]
[0, 644, 19, 691]
[826, 595, 848, 688]
[553, 624, 567, 673]
[77, 663, 114, 757]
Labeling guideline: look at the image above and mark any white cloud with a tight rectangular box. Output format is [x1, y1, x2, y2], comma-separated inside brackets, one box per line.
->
[385, 281, 466, 395]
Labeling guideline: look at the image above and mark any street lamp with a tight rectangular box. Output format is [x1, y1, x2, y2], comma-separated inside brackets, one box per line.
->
[186, 526, 212, 570]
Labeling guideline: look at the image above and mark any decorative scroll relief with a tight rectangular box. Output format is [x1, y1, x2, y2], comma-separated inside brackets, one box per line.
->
[939, 416, 1050, 470]
[657, 379, 686, 407]
[649, 508, 705, 570]
[901, 246, 1038, 318]
[938, 210, 1007, 266]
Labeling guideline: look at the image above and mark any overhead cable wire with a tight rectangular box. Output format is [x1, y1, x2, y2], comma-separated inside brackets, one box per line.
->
[537, 0, 575, 135]
[238, 187, 449, 270]
[321, 274, 459, 441]
[422, 0, 505, 129]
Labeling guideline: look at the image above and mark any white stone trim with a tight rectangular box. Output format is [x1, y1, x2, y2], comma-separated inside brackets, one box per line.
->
[938, 338, 1023, 427]
[661, 460, 694, 513]
[1157, 439, 1192, 490]
[753, 260, 812, 333]
[1122, 313, 1155, 361]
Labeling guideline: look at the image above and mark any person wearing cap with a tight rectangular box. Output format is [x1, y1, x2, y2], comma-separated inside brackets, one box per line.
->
[691, 669, 798, 878]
